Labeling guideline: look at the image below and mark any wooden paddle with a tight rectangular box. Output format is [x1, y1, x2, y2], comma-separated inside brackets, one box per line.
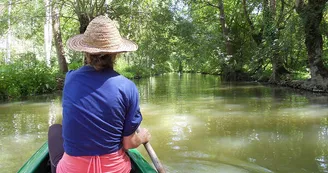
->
[137, 128, 166, 173]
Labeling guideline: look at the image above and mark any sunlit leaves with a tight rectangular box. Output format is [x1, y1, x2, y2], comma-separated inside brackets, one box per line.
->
[0, 0, 327, 81]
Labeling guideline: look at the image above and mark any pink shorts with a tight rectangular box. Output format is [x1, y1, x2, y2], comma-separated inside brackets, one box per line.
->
[56, 149, 131, 173]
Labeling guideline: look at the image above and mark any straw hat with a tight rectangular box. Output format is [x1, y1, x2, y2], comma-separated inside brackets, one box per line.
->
[67, 15, 138, 54]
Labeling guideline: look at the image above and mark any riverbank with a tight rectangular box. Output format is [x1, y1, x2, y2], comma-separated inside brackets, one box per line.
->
[267, 79, 328, 94]
[2, 69, 327, 102]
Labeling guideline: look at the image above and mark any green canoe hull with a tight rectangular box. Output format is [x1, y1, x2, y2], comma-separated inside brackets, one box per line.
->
[17, 142, 157, 173]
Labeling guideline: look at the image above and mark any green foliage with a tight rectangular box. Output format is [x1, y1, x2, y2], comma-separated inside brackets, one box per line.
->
[115, 58, 134, 78]
[0, 0, 327, 100]
[68, 61, 82, 71]
[0, 53, 58, 100]
[0, 0, 46, 45]
[291, 72, 311, 80]
[124, 65, 150, 79]
[116, 65, 149, 79]
[67, 51, 84, 70]
[115, 58, 152, 79]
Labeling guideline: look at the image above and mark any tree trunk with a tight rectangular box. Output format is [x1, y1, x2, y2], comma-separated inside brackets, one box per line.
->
[296, 0, 328, 89]
[205, 0, 235, 80]
[270, 50, 287, 82]
[76, 14, 92, 65]
[78, 14, 93, 34]
[52, 2, 68, 73]
[218, 0, 233, 56]
[6, 0, 12, 64]
[263, 0, 288, 83]
[72, 0, 107, 65]
[270, 0, 276, 14]
[44, 0, 52, 67]
[242, 0, 263, 45]
[104, 0, 110, 17]
[72, 0, 107, 33]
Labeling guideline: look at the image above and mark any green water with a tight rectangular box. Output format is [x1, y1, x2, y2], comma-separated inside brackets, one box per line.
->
[1, 73, 328, 173]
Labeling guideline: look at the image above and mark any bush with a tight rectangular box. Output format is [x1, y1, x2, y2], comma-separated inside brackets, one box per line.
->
[116, 65, 150, 79]
[68, 61, 83, 71]
[67, 51, 84, 70]
[115, 58, 150, 79]
[0, 53, 58, 100]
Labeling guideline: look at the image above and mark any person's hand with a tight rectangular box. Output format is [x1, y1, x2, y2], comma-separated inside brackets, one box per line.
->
[137, 128, 151, 144]
[123, 127, 151, 149]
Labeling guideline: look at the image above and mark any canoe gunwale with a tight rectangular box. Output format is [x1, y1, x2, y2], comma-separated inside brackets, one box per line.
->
[17, 141, 157, 173]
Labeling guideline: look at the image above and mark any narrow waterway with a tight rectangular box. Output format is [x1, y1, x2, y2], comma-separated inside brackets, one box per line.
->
[1, 73, 328, 173]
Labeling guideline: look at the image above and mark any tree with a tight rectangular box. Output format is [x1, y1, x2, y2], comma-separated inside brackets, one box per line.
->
[52, 0, 68, 73]
[242, 0, 293, 82]
[242, 0, 263, 46]
[44, 0, 52, 67]
[5, 0, 12, 64]
[296, 0, 328, 89]
[204, 0, 233, 57]
[65, 0, 107, 34]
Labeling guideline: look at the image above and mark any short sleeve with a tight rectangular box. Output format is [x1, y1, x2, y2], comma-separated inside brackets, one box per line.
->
[123, 85, 143, 136]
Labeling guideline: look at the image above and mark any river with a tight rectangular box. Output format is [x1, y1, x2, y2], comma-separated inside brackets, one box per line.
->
[1, 73, 328, 173]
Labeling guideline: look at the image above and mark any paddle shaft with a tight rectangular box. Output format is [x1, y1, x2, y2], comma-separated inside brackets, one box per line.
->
[137, 128, 166, 173]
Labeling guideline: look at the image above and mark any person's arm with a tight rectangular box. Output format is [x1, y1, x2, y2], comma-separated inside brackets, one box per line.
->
[123, 127, 151, 150]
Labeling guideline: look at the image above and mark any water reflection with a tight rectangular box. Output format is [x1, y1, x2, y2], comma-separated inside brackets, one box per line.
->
[48, 100, 61, 126]
[0, 97, 62, 172]
[135, 74, 328, 173]
[316, 156, 328, 173]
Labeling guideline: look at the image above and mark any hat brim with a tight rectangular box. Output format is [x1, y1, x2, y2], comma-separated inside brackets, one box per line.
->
[67, 34, 138, 54]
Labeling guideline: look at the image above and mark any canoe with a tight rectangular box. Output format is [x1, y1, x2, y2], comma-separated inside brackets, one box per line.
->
[17, 141, 157, 173]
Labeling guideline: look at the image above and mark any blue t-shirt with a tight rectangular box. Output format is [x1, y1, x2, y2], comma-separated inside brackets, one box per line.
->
[62, 66, 142, 156]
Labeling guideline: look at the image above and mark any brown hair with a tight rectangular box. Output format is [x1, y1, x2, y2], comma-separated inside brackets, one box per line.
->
[85, 53, 118, 71]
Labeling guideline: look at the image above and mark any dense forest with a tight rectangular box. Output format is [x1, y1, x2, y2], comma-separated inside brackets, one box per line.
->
[0, 0, 327, 99]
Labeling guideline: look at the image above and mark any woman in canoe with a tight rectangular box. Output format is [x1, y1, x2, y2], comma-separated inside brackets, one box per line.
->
[48, 15, 151, 173]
